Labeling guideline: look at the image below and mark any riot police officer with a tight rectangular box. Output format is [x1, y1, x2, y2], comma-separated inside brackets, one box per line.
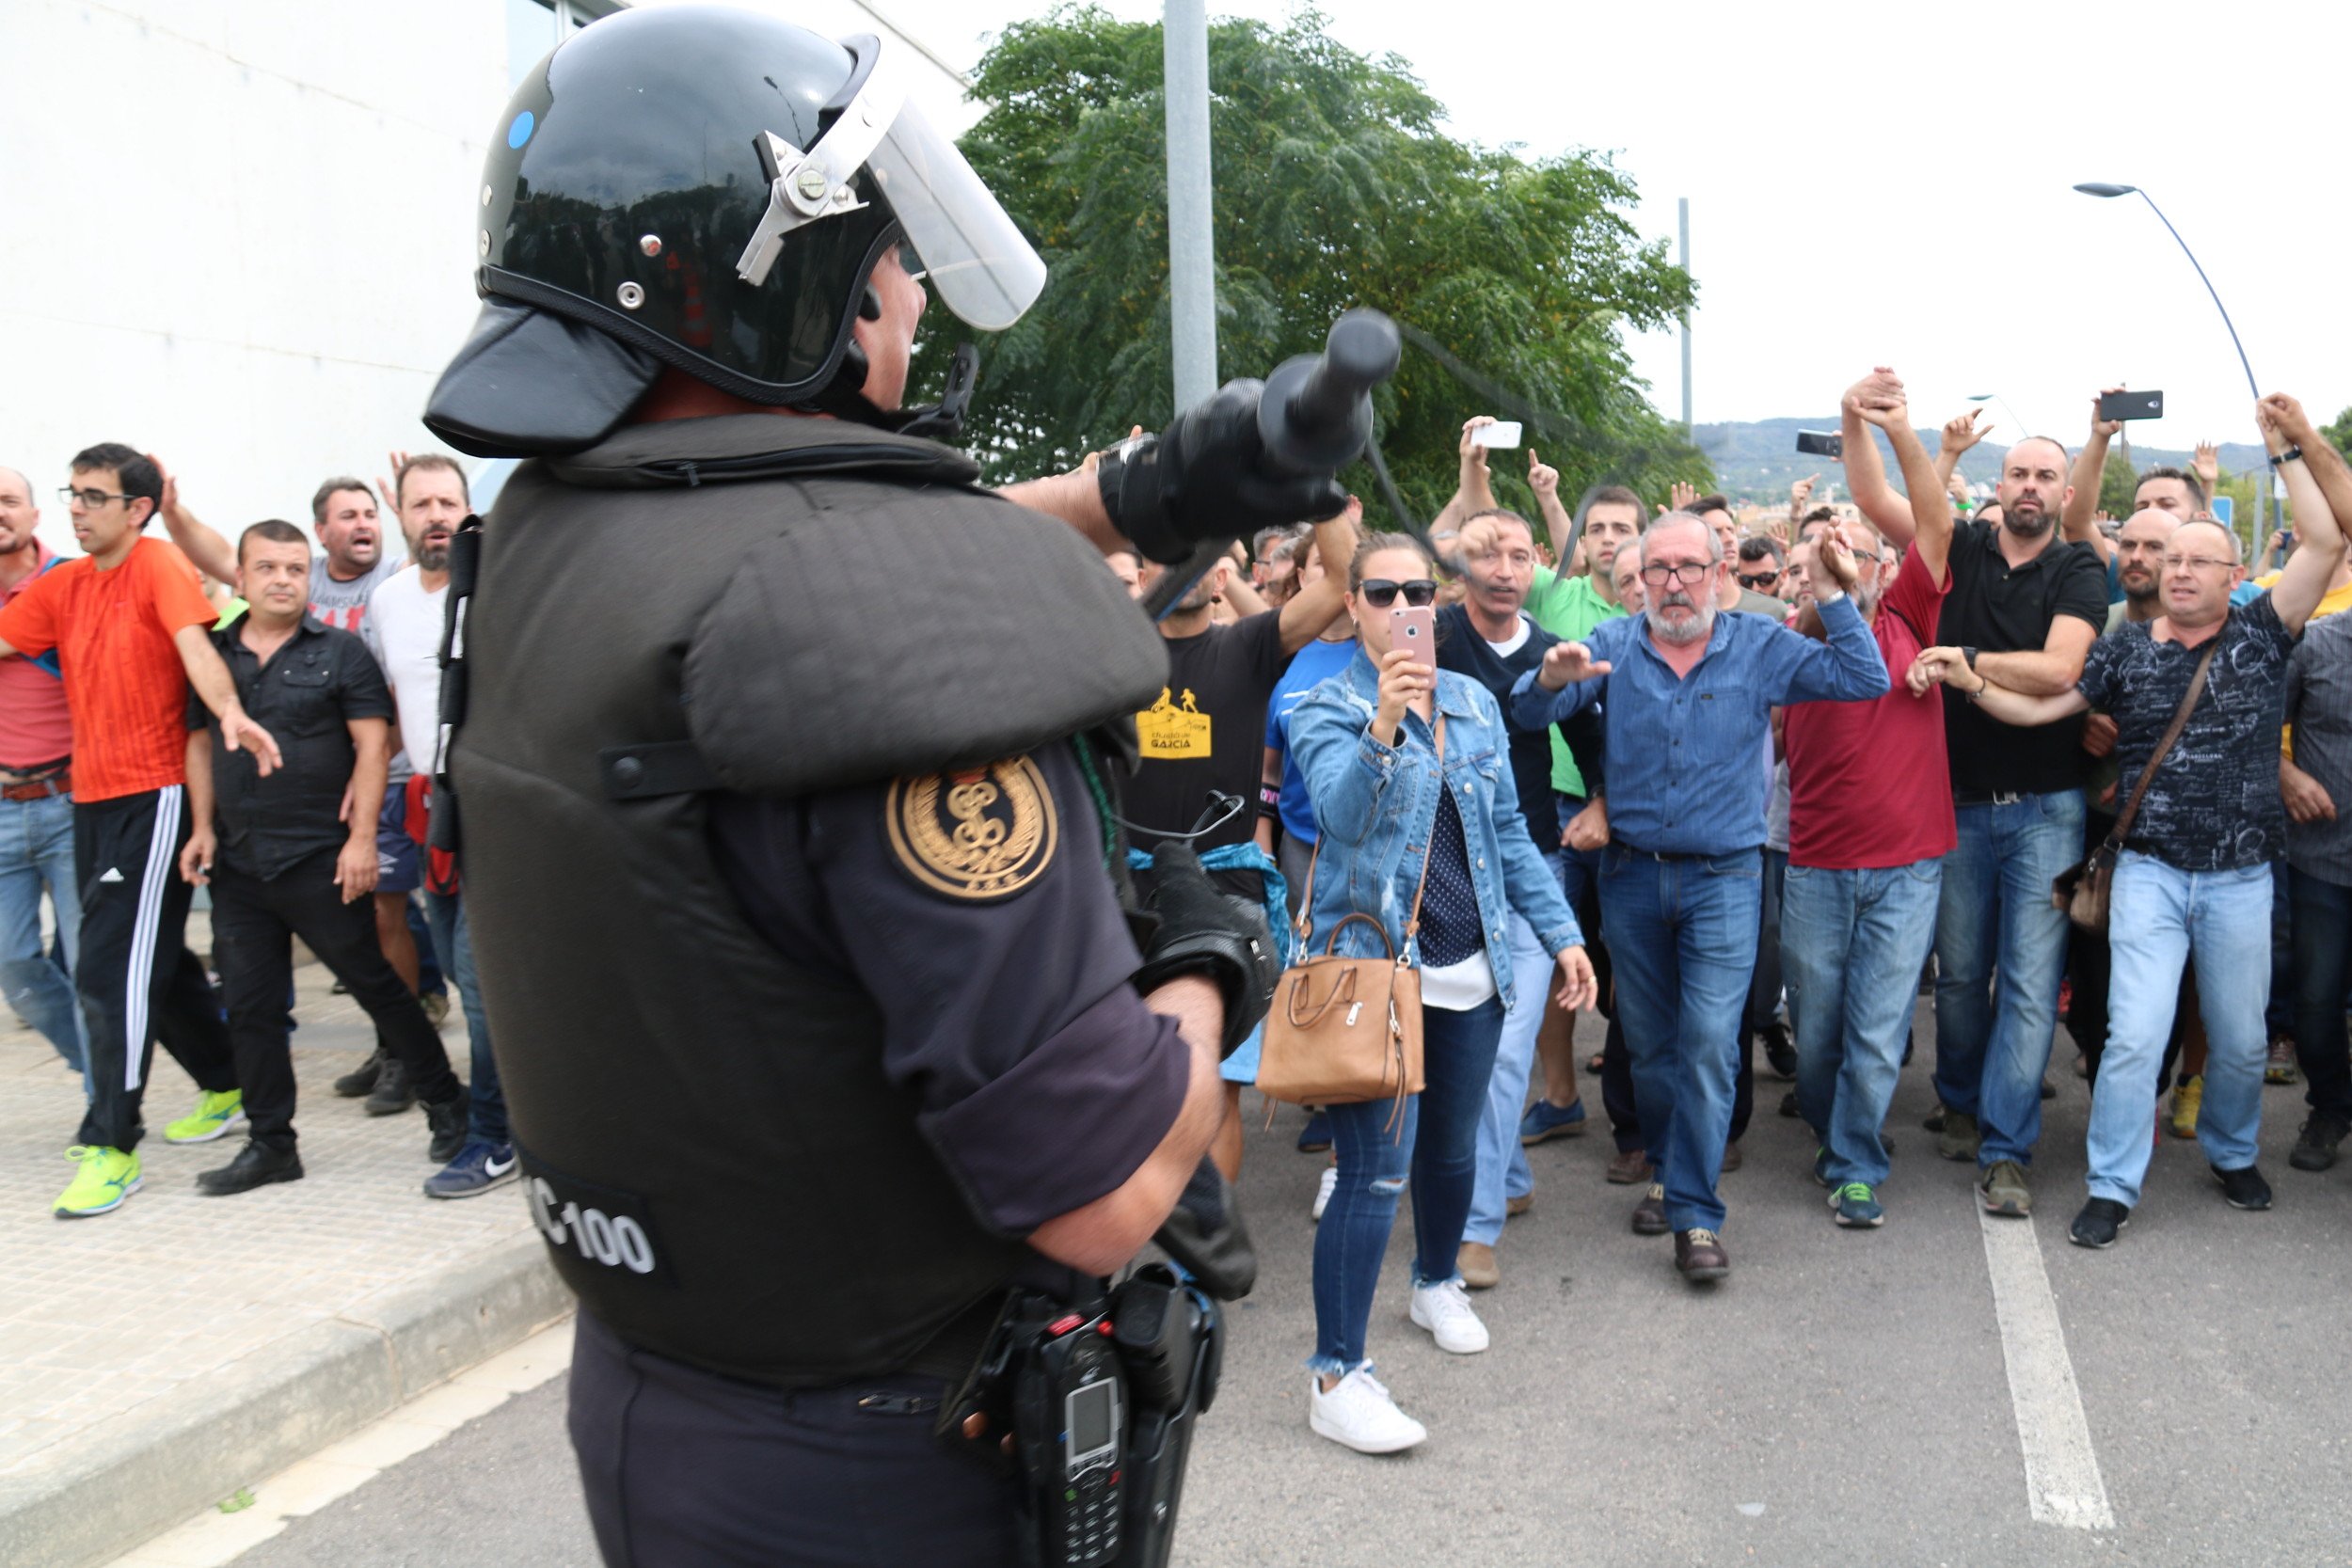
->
[421, 7, 1342, 1564]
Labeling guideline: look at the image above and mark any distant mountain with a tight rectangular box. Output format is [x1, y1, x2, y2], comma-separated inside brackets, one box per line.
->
[1692, 416, 2266, 503]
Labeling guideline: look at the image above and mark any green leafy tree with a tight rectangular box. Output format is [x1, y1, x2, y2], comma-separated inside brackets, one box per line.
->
[2096, 449, 2141, 519]
[918, 5, 1708, 520]
[2326, 405, 2352, 458]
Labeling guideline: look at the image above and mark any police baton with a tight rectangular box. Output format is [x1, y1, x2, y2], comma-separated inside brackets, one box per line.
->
[1143, 309, 1403, 622]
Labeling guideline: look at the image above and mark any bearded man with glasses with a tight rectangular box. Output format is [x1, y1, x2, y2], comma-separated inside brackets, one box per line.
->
[1511, 510, 1887, 1282]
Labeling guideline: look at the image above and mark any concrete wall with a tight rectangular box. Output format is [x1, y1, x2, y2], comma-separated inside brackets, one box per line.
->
[0, 0, 977, 559]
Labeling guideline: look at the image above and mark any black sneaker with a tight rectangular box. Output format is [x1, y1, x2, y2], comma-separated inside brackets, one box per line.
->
[2211, 1164, 2273, 1211]
[196, 1139, 305, 1196]
[364, 1057, 414, 1117]
[1778, 1089, 1800, 1118]
[1761, 1022, 1797, 1082]
[333, 1047, 386, 1100]
[425, 1087, 472, 1164]
[2068, 1197, 2130, 1249]
[2290, 1114, 2350, 1173]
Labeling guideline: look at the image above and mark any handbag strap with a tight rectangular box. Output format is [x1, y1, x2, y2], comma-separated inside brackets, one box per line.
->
[2105, 629, 2223, 848]
[1290, 712, 1449, 955]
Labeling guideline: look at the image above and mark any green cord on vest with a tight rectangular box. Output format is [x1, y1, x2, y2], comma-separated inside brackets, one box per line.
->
[1070, 733, 1120, 871]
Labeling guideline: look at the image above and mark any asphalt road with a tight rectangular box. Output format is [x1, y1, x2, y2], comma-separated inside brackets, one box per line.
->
[229, 1004, 2352, 1567]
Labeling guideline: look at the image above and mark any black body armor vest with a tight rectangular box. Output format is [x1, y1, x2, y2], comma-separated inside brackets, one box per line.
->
[451, 415, 1168, 1386]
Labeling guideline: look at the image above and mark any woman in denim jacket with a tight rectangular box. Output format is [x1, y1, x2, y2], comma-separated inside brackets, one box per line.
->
[1287, 532, 1596, 1454]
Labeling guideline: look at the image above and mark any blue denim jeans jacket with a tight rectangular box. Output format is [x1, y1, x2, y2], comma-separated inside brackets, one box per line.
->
[1287, 648, 1582, 1011]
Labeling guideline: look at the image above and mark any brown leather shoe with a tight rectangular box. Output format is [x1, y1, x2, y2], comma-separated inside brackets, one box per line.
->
[1674, 1227, 1729, 1281]
[1721, 1140, 1743, 1173]
[1606, 1148, 1652, 1184]
[1456, 1242, 1500, 1290]
[1505, 1193, 1534, 1217]
[1631, 1182, 1670, 1236]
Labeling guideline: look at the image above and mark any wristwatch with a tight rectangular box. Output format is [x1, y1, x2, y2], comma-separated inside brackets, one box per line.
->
[2271, 445, 2305, 467]
[1962, 646, 1979, 672]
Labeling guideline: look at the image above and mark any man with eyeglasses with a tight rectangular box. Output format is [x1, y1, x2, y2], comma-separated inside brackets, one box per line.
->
[1512, 510, 1887, 1281]
[1129, 500, 1359, 1180]
[0, 444, 282, 1217]
[1737, 537, 1788, 604]
[1915, 394, 2352, 1250]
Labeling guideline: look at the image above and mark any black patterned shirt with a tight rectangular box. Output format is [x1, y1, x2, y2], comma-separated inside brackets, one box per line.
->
[2076, 595, 2296, 872]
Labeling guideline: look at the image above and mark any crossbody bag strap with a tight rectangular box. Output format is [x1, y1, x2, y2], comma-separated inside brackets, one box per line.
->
[2106, 632, 2222, 847]
[1401, 714, 1447, 947]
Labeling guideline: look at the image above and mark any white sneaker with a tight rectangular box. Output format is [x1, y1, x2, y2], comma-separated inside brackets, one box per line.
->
[1311, 1164, 1338, 1222]
[1308, 1366, 1426, 1454]
[1408, 1278, 1489, 1354]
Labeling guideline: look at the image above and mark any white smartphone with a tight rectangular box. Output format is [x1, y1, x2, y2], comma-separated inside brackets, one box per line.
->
[1470, 420, 1522, 449]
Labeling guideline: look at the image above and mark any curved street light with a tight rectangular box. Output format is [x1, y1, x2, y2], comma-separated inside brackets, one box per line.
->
[1965, 391, 2035, 439]
[2074, 182, 2266, 546]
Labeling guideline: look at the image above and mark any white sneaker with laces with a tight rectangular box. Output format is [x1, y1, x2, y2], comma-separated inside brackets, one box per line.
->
[1407, 1278, 1489, 1354]
[1311, 1164, 1338, 1222]
[1308, 1366, 1426, 1454]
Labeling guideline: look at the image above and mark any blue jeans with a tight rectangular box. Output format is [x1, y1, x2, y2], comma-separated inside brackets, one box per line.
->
[1784, 859, 1943, 1190]
[1597, 844, 1760, 1233]
[1310, 996, 1503, 1375]
[2089, 852, 2271, 1205]
[425, 888, 505, 1145]
[0, 791, 86, 1086]
[1933, 789, 2083, 1167]
[1465, 908, 1555, 1246]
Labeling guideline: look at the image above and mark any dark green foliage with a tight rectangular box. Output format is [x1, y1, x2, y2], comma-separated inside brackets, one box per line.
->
[916, 6, 1709, 520]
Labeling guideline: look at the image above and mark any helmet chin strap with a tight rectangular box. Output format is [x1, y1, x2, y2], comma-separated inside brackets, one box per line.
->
[795, 341, 979, 444]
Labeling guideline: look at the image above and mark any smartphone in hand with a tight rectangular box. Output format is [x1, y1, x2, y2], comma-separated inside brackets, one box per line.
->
[2097, 389, 2163, 422]
[1795, 430, 1843, 459]
[1390, 606, 1437, 661]
[1470, 421, 1523, 449]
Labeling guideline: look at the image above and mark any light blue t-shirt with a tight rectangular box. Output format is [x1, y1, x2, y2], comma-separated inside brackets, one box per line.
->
[1263, 637, 1358, 844]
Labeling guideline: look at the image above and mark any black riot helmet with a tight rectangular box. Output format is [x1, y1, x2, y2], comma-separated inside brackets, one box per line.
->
[424, 5, 1045, 457]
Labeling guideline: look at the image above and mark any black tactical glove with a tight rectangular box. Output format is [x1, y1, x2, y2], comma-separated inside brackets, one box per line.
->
[1131, 841, 1278, 1059]
[1152, 1157, 1256, 1301]
[1097, 379, 1351, 565]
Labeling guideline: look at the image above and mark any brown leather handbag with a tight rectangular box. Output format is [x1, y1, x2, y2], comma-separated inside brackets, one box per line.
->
[2052, 636, 2220, 934]
[1256, 719, 1441, 1131]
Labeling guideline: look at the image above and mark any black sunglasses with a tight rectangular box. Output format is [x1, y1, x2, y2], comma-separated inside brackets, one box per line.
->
[1737, 569, 1781, 589]
[1359, 578, 1438, 608]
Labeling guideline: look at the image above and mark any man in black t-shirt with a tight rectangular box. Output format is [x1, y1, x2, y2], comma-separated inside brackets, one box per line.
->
[1911, 435, 2108, 1221]
[1130, 500, 1360, 1178]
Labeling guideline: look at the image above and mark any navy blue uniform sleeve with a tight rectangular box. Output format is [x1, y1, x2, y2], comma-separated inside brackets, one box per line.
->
[707, 742, 1191, 1237]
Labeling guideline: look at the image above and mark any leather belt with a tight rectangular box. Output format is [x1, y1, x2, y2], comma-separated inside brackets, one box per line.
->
[0, 769, 68, 801]
[1953, 788, 2026, 807]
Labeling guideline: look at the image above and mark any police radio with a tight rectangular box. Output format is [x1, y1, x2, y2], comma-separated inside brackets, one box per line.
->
[1012, 1309, 1127, 1566]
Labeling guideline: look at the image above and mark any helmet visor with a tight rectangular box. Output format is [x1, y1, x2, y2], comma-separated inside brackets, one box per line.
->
[867, 101, 1045, 332]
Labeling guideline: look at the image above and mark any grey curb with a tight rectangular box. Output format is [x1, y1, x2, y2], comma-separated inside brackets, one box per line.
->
[0, 1233, 570, 1568]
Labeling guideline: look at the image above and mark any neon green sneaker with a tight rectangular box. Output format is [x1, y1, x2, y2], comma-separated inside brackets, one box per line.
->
[55, 1145, 141, 1217]
[165, 1088, 245, 1144]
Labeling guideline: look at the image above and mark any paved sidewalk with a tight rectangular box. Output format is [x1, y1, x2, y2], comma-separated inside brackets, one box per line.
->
[0, 915, 569, 1568]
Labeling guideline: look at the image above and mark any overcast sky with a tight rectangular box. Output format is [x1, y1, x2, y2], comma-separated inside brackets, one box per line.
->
[874, 0, 2350, 452]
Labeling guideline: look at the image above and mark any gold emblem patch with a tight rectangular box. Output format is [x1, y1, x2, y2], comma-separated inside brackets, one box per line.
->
[885, 757, 1058, 900]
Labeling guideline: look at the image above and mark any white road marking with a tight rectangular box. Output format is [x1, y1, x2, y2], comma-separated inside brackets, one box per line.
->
[103, 1317, 576, 1568]
[1978, 1203, 2115, 1530]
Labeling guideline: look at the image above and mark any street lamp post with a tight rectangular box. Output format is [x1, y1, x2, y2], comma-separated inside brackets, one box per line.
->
[1965, 392, 2035, 440]
[2074, 182, 2265, 546]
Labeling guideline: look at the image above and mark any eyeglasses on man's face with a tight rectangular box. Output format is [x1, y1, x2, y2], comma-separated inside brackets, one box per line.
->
[2160, 554, 2235, 575]
[60, 487, 134, 509]
[1641, 560, 1711, 587]
[1736, 569, 1780, 590]
[1359, 578, 1438, 608]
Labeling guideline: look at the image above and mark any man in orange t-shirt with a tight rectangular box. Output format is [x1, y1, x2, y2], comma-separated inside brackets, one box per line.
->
[0, 443, 282, 1218]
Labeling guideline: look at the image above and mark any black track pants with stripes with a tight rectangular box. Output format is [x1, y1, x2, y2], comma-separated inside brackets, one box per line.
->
[74, 785, 236, 1153]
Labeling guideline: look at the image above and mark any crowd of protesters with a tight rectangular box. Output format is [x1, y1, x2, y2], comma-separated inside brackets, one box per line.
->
[14, 373, 2352, 1463]
[0, 446, 512, 1216]
[1207, 378, 2352, 1454]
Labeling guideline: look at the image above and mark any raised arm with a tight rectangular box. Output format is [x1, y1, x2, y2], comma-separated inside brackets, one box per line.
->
[146, 457, 240, 587]
[2060, 388, 2121, 565]
[1276, 499, 1361, 656]
[1840, 369, 1916, 545]
[1527, 449, 1575, 562]
[1932, 409, 1992, 487]
[2263, 393, 2349, 635]
[1770, 530, 1890, 704]
[1430, 417, 1502, 541]
[1858, 388, 1956, 584]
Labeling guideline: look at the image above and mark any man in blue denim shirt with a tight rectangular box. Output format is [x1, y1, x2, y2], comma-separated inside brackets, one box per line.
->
[1510, 512, 1886, 1281]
